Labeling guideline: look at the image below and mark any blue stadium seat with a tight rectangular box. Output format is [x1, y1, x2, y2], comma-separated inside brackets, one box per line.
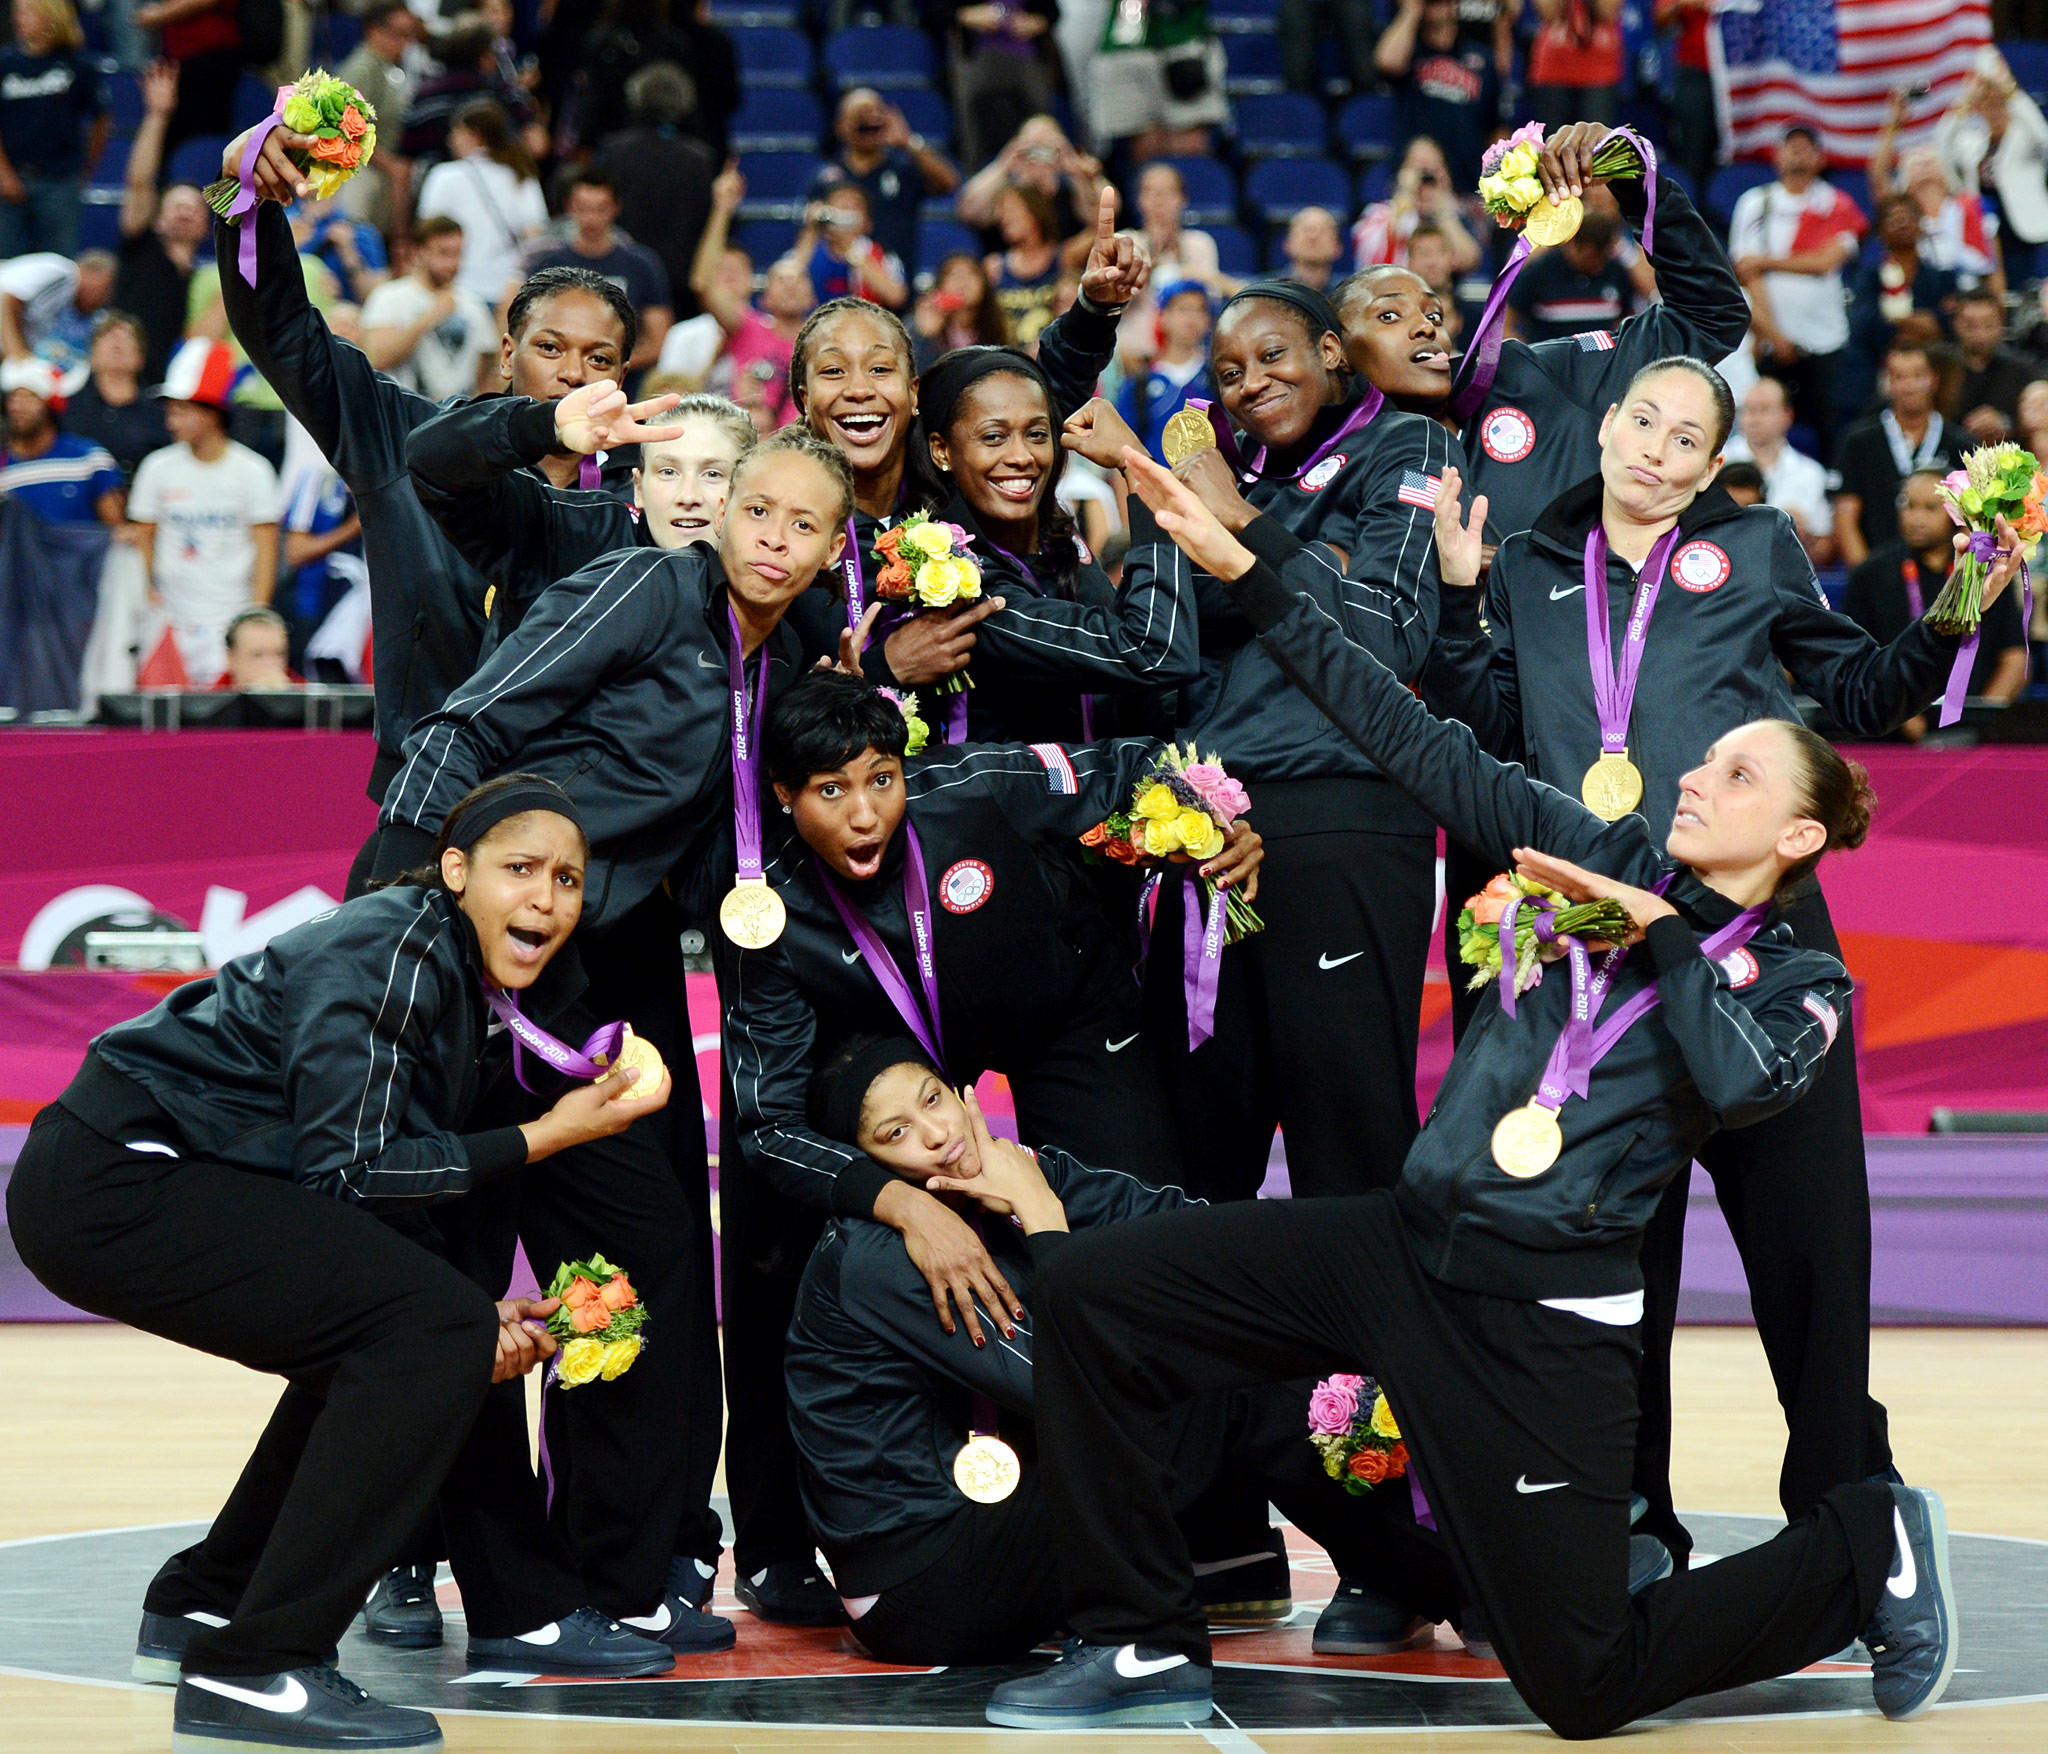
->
[708, 0, 802, 23]
[1234, 91, 1327, 158]
[79, 194, 123, 252]
[1704, 161, 1775, 226]
[319, 9, 362, 61]
[1137, 156, 1237, 226]
[1335, 92, 1396, 161]
[734, 218, 800, 264]
[1211, 0, 1280, 30]
[823, 25, 938, 89]
[88, 133, 132, 189]
[1223, 33, 1284, 95]
[1355, 159, 1393, 207]
[1659, 162, 1696, 208]
[105, 69, 142, 131]
[737, 152, 824, 219]
[731, 24, 816, 88]
[731, 88, 825, 152]
[1246, 155, 1346, 223]
[231, 74, 276, 134]
[917, 218, 981, 275]
[1210, 222, 1260, 277]
[2003, 41, 2048, 91]
[892, 86, 954, 148]
[166, 135, 229, 189]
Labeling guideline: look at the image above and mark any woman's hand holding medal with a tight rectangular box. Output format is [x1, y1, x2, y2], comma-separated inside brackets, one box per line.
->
[1172, 444, 1260, 534]
[519, 1062, 672, 1162]
[1120, 447, 1257, 582]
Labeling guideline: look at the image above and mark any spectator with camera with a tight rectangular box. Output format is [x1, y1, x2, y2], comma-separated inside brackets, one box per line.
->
[1350, 136, 1482, 273]
[1938, 50, 2048, 256]
[682, 161, 814, 427]
[797, 180, 909, 312]
[914, 252, 1010, 368]
[809, 89, 959, 287]
[956, 115, 1105, 247]
[1375, 0, 1500, 187]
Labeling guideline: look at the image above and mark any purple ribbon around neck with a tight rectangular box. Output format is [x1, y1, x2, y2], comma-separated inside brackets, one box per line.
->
[1585, 522, 1684, 759]
[1495, 893, 1563, 1018]
[579, 455, 601, 490]
[1451, 126, 1658, 422]
[1937, 536, 2032, 727]
[1409, 1461, 1436, 1532]
[1137, 869, 1227, 1051]
[728, 603, 770, 883]
[842, 515, 867, 628]
[227, 91, 292, 287]
[1185, 389, 1384, 485]
[816, 819, 946, 1068]
[479, 982, 628, 1095]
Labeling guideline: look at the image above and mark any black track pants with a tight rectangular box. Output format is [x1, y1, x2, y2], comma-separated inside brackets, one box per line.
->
[1633, 888, 1892, 1563]
[5, 1101, 498, 1678]
[1030, 1194, 1897, 1739]
[1142, 826, 1433, 1200]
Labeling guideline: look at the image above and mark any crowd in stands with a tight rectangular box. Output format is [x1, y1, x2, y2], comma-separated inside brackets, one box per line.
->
[0, 0, 2045, 715]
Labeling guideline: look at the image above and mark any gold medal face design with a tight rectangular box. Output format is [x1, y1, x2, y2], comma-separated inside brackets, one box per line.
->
[1491, 1102, 1564, 1178]
[600, 1027, 667, 1102]
[953, 1434, 1022, 1503]
[1580, 752, 1645, 822]
[1524, 196, 1584, 247]
[720, 878, 787, 949]
[1161, 407, 1218, 466]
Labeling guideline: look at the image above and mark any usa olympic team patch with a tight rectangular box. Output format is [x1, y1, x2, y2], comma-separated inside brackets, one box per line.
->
[1719, 947, 1760, 988]
[939, 860, 994, 914]
[1672, 540, 1732, 593]
[1299, 454, 1348, 492]
[1479, 406, 1536, 463]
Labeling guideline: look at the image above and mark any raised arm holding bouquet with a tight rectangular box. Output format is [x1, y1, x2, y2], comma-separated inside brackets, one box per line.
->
[207, 71, 379, 284]
[1929, 445, 2042, 722]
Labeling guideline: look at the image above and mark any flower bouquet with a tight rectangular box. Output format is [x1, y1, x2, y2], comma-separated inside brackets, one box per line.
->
[879, 686, 929, 756]
[1930, 443, 2045, 635]
[1477, 122, 1647, 247]
[543, 1255, 647, 1387]
[205, 71, 379, 217]
[1080, 743, 1263, 943]
[1307, 1373, 1409, 1495]
[1457, 872, 1630, 1000]
[874, 512, 983, 697]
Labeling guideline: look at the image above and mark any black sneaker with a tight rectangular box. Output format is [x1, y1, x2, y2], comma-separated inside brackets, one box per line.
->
[671, 1555, 718, 1612]
[464, 1606, 674, 1676]
[619, 1557, 738, 1654]
[1193, 1528, 1293, 1628]
[171, 1665, 439, 1752]
[987, 1639, 1213, 1729]
[1458, 1607, 1495, 1661]
[136, 1611, 335, 1686]
[1312, 1579, 1435, 1655]
[1628, 1533, 1674, 1595]
[734, 1560, 846, 1626]
[362, 1565, 443, 1650]
[1862, 1484, 1959, 1721]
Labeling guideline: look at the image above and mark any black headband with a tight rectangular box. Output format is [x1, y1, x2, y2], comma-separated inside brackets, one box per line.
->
[811, 1033, 940, 1147]
[447, 778, 587, 853]
[1219, 278, 1343, 340]
[916, 346, 1054, 442]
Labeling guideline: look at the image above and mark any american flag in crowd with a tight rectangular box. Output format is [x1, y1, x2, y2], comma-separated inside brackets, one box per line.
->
[1397, 471, 1442, 511]
[1711, 0, 1993, 164]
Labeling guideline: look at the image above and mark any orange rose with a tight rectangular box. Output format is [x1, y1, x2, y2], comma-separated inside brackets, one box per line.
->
[1465, 872, 1518, 928]
[599, 1273, 636, 1311]
[562, 1275, 601, 1308]
[309, 132, 362, 169]
[339, 103, 367, 140]
[877, 558, 913, 597]
[1080, 823, 1109, 848]
[875, 527, 904, 558]
[1348, 1448, 1390, 1484]
[1388, 1442, 1409, 1476]
[571, 1299, 611, 1333]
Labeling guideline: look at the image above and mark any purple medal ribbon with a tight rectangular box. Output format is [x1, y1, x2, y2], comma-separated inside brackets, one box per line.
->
[579, 455, 601, 490]
[227, 88, 293, 287]
[1584, 521, 1684, 762]
[1937, 537, 2032, 727]
[1185, 389, 1383, 485]
[1451, 127, 1658, 423]
[479, 983, 628, 1095]
[1137, 868, 1227, 1051]
[1495, 893, 1564, 1018]
[842, 515, 867, 628]
[816, 819, 946, 1067]
[728, 603, 770, 886]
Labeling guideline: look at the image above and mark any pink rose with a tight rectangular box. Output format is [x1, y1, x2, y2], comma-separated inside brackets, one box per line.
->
[1184, 763, 1250, 820]
[943, 523, 975, 550]
[1308, 1378, 1361, 1435]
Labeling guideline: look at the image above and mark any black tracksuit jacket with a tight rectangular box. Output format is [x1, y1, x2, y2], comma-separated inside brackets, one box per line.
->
[376, 545, 805, 930]
[66, 886, 555, 1205]
[1167, 397, 1454, 835]
[1453, 176, 1752, 548]
[786, 1147, 1193, 1593]
[724, 736, 1160, 1221]
[1226, 558, 1851, 1301]
[218, 205, 490, 799]
[1427, 477, 1965, 829]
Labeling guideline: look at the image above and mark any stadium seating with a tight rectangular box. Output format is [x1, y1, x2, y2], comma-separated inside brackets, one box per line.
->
[1210, 222, 1260, 277]
[737, 152, 823, 220]
[104, 69, 143, 132]
[88, 133, 132, 190]
[165, 136, 230, 190]
[1246, 156, 1347, 224]
[734, 218, 800, 264]
[916, 218, 981, 275]
[1705, 161, 1775, 226]
[823, 25, 937, 89]
[731, 24, 816, 87]
[1223, 33, 1285, 96]
[1210, 0, 1281, 31]
[1140, 157, 1238, 227]
[708, 0, 803, 24]
[230, 74, 275, 134]
[1234, 92, 1327, 158]
[731, 88, 824, 152]
[892, 85, 954, 148]
[1335, 92, 1397, 162]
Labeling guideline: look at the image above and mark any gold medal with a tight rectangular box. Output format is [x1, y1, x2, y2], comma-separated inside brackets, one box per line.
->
[1524, 196, 1584, 247]
[1161, 406, 1218, 466]
[720, 876, 787, 949]
[483, 584, 497, 621]
[597, 1027, 667, 1102]
[1491, 1101, 1564, 1178]
[1580, 751, 1644, 822]
[953, 1433, 1022, 1503]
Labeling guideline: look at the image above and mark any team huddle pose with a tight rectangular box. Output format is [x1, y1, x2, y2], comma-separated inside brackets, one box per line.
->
[5, 115, 2030, 1754]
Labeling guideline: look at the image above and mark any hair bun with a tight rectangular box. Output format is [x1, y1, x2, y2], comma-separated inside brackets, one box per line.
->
[1836, 760, 1876, 853]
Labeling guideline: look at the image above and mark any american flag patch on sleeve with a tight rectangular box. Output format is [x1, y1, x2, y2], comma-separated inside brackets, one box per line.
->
[1396, 470, 1442, 511]
[1801, 992, 1840, 1048]
[1576, 330, 1616, 351]
[1028, 743, 1078, 793]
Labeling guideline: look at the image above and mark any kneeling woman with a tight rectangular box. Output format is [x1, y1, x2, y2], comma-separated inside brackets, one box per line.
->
[5, 777, 669, 1754]
[983, 452, 1956, 1735]
[785, 1037, 1456, 1666]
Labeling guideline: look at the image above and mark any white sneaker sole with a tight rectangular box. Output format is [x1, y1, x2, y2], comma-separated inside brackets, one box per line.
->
[133, 1651, 183, 1685]
[171, 1733, 442, 1754]
[986, 1693, 1214, 1729]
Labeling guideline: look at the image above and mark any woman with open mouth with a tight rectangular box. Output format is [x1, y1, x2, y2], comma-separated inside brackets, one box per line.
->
[6, 775, 684, 1754]
[894, 344, 1200, 744]
[1421, 351, 2025, 1611]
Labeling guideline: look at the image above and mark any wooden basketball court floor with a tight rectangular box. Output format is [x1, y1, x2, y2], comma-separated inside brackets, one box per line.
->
[2, 1323, 2044, 1754]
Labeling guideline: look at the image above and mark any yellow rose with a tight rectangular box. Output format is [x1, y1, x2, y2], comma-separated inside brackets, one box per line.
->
[1370, 1393, 1401, 1440]
[1134, 783, 1179, 821]
[1186, 822, 1226, 861]
[952, 555, 982, 601]
[1507, 176, 1544, 212]
[557, 1337, 604, 1387]
[1172, 808, 1216, 852]
[1478, 173, 1506, 206]
[918, 558, 961, 607]
[599, 1335, 643, 1381]
[1500, 143, 1539, 180]
[282, 92, 322, 130]
[902, 521, 953, 558]
[306, 163, 352, 201]
[1141, 815, 1180, 858]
